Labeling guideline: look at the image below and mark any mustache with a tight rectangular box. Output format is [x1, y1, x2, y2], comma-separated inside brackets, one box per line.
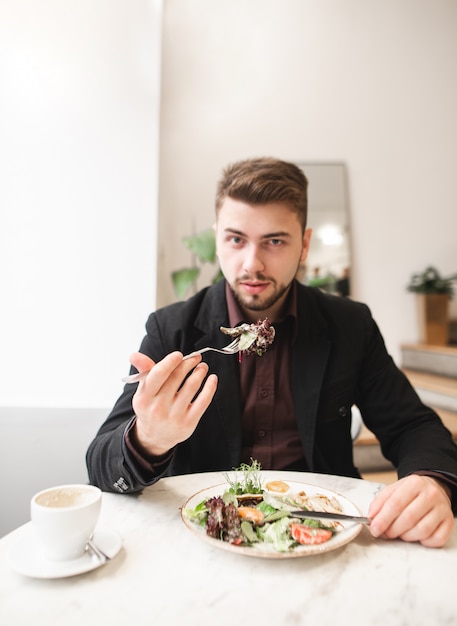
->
[238, 274, 271, 282]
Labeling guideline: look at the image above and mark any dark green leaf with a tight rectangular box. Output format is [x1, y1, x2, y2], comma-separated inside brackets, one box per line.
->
[171, 268, 200, 299]
[183, 230, 216, 264]
[406, 265, 457, 298]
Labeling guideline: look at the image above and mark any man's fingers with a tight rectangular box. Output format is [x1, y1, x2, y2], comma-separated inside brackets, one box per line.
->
[367, 481, 402, 531]
[170, 362, 214, 411]
[416, 517, 454, 548]
[133, 351, 195, 396]
[368, 475, 454, 547]
[184, 371, 219, 421]
[129, 351, 156, 375]
[150, 353, 204, 400]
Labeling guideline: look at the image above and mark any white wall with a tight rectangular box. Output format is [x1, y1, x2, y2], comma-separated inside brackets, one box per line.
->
[157, 0, 457, 363]
[0, 0, 162, 408]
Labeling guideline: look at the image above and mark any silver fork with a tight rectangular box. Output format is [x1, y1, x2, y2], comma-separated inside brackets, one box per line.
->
[121, 338, 240, 384]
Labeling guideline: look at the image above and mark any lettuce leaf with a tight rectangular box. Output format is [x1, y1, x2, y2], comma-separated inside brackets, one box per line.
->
[256, 517, 295, 552]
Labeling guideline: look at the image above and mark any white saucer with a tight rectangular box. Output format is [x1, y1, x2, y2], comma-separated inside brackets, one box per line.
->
[8, 525, 122, 579]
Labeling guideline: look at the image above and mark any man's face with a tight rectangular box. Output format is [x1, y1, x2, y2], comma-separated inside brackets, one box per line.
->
[215, 197, 312, 322]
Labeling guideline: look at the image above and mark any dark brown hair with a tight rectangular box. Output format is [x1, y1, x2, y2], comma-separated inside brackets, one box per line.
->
[215, 157, 308, 230]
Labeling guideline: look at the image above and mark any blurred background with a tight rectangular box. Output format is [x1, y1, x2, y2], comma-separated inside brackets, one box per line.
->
[1, 0, 456, 533]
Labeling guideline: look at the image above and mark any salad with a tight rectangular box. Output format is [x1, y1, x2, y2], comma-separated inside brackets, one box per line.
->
[220, 318, 275, 359]
[182, 461, 346, 553]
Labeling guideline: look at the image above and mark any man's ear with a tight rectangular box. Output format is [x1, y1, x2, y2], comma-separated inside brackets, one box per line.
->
[300, 228, 312, 263]
[213, 223, 218, 257]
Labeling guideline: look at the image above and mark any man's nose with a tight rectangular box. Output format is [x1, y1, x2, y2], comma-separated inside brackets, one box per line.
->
[242, 245, 265, 274]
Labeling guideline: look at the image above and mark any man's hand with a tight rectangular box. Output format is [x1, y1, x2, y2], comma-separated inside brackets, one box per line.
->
[129, 351, 218, 458]
[368, 474, 454, 548]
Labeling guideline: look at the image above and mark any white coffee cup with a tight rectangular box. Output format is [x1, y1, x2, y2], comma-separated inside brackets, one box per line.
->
[31, 484, 102, 561]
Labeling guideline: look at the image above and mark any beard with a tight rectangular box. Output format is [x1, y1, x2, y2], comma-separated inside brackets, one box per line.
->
[230, 275, 292, 313]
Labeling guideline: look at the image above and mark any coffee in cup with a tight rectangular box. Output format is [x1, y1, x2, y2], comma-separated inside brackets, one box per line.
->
[31, 484, 102, 561]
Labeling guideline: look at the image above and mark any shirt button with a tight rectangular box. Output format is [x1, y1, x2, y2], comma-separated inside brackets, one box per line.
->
[258, 430, 266, 438]
[260, 389, 268, 398]
[338, 406, 348, 417]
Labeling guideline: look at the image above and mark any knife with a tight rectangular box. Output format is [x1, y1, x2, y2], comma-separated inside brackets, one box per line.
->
[289, 510, 371, 525]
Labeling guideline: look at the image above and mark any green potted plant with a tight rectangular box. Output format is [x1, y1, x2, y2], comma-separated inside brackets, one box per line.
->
[171, 229, 222, 299]
[407, 266, 457, 345]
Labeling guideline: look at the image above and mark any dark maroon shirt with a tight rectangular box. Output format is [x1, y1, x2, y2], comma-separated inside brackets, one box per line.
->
[225, 282, 306, 471]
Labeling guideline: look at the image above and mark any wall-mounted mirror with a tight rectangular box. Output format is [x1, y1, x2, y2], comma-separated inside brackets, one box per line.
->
[296, 163, 351, 296]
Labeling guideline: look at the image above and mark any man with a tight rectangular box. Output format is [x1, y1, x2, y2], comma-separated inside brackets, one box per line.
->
[87, 157, 457, 547]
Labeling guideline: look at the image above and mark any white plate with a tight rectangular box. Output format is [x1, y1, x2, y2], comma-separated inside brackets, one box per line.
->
[8, 525, 122, 579]
[181, 480, 364, 559]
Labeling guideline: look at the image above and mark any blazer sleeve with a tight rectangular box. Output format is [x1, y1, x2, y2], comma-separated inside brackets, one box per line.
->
[86, 313, 179, 493]
[354, 310, 457, 486]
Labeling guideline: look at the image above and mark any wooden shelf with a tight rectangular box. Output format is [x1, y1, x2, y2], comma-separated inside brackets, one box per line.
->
[355, 407, 457, 447]
[402, 369, 457, 399]
[361, 470, 396, 484]
[401, 343, 457, 356]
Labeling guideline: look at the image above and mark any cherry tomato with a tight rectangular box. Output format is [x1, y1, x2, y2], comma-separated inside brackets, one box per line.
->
[265, 480, 290, 493]
[290, 523, 333, 545]
[237, 506, 265, 524]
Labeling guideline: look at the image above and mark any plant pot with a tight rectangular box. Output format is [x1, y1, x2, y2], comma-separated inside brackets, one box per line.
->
[416, 293, 450, 345]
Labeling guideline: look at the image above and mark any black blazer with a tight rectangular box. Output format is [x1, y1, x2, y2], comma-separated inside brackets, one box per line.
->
[86, 280, 457, 494]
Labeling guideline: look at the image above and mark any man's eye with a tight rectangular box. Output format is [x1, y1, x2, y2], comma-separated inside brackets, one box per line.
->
[270, 239, 283, 246]
[229, 236, 243, 245]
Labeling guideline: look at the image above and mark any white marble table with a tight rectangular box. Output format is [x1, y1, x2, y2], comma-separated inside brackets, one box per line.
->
[1, 470, 456, 626]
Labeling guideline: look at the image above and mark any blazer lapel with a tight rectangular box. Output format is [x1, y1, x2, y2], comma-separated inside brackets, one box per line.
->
[211, 353, 242, 465]
[194, 281, 242, 465]
[292, 288, 331, 470]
